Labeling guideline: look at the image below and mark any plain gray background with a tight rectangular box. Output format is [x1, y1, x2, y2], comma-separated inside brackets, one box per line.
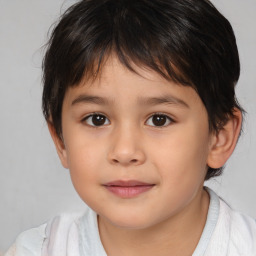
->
[0, 0, 255, 253]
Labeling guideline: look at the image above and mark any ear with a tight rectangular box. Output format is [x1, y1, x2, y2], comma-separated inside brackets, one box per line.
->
[47, 121, 69, 169]
[207, 108, 242, 169]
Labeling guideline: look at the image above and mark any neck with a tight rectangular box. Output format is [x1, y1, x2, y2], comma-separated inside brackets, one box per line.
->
[98, 187, 210, 256]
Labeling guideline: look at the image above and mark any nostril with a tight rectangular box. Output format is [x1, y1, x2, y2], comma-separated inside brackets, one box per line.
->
[111, 158, 138, 164]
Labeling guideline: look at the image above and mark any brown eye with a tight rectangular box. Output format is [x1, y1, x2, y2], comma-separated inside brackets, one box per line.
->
[146, 114, 173, 127]
[84, 114, 110, 127]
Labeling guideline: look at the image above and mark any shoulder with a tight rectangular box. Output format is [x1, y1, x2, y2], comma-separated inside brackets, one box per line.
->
[203, 188, 256, 256]
[227, 204, 256, 255]
[4, 211, 87, 256]
[216, 197, 256, 256]
[43, 211, 85, 254]
[4, 224, 47, 256]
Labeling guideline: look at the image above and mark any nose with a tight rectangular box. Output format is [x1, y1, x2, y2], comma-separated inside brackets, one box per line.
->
[108, 124, 146, 166]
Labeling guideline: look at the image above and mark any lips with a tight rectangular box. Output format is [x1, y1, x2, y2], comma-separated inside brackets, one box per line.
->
[103, 180, 155, 198]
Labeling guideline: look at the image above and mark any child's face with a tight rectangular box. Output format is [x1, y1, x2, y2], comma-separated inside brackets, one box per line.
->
[57, 56, 214, 229]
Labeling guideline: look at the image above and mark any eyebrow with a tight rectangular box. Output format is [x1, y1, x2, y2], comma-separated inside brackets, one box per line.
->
[72, 95, 113, 106]
[71, 94, 189, 108]
[137, 95, 189, 108]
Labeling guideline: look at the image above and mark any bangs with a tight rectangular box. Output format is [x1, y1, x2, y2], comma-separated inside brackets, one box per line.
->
[43, 0, 193, 90]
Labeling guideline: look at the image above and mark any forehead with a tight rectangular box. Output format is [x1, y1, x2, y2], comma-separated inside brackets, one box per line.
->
[64, 56, 203, 110]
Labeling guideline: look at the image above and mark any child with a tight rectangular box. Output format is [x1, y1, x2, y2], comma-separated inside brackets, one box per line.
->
[5, 0, 256, 255]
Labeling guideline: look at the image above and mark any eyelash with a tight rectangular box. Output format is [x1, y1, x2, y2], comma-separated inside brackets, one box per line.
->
[81, 112, 175, 129]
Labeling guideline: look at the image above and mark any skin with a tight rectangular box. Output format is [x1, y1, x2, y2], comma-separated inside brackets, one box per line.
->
[49, 56, 242, 256]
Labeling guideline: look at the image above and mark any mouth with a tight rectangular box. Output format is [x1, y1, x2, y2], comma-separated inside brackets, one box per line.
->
[103, 180, 155, 198]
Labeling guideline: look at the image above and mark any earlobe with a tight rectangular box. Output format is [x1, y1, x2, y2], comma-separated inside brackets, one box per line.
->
[47, 121, 69, 169]
[207, 108, 242, 169]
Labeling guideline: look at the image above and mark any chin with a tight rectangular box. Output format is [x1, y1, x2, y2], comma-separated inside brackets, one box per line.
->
[102, 213, 157, 230]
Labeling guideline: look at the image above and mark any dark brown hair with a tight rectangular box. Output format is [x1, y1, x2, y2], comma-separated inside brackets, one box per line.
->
[42, 0, 243, 180]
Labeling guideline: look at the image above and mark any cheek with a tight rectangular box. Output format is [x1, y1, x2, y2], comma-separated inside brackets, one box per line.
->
[64, 125, 103, 168]
[64, 135, 104, 193]
[148, 127, 209, 211]
[151, 124, 209, 187]
[67, 146, 105, 207]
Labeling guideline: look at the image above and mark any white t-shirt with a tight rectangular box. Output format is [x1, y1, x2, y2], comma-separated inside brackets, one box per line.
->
[5, 187, 256, 256]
